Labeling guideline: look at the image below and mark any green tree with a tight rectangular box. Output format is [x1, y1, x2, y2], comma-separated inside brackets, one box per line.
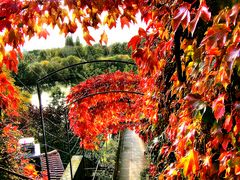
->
[75, 36, 81, 46]
[65, 36, 74, 46]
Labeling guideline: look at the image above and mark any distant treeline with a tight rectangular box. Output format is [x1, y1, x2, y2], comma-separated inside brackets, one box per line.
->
[15, 42, 136, 88]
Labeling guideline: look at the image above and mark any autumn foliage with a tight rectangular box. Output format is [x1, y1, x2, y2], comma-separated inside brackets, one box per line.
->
[1, 0, 240, 179]
[67, 71, 143, 149]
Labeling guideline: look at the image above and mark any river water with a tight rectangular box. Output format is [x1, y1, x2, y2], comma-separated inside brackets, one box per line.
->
[31, 85, 71, 107]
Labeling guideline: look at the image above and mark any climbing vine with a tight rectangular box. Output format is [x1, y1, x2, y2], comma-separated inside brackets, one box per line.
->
[67, 71, 143, 149]
[0, 0, 240, 179]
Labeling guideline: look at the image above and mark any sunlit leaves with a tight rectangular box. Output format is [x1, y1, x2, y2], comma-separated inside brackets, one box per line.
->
[2, 49, 18, 73]
[234, 112, 240, 134]
[37, 29, 49, 39]
[120, 16, 130, 29]
[103, 14, 117, 29]
[215, 65, 231, 89]
[178, 149, 199, 177]
[23, 164, 38, 179]
[172, 3, 191, 32]
[1, 123, 40, 178]
[235, 164, 240, 176]
[189, 0, 211, 35]
[128, 35, 141, 51]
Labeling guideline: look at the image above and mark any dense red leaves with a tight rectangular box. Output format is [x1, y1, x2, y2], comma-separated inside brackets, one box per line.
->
[217, 151, 240, 177]
[201, 24, 231, 51]
[226, 44, 240, 75]
[67, 71, 143, 149]
[157, 4, 239, 178]
[0, 72, 20, 117]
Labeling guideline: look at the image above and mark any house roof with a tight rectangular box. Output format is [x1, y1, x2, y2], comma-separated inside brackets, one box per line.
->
[40, 150, 64, 180]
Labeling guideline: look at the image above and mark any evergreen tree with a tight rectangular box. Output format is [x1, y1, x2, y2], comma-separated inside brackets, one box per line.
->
[65, 36, 74, 46]
[75, 36, 81, 46]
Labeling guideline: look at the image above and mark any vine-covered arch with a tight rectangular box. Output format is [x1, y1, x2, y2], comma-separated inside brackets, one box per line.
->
[66, 71, 145, 150]
[36, 60, 141, 179]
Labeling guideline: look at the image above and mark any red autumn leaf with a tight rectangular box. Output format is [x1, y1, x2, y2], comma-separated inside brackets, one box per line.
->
[201, 24, 231, 50]
[172, 2, 191, 32]
[120, 16, 130, 29]
[215, 65, 231, 89]
[128, 35, 141, 51]
[165, 127, 177, 142]
[189, 0, 211, 35]
[138, 27, 147, 37]
[214, 4, 239, 27]
[212, 94, 225, 121]
[83, 31, 95, 46]
[2, 124, 11, 134]
[38, 29, 49, 39]
[176, 137, 187, 156]
[99, 31, 108, 45]
[222, 138, 230, 151]
[23, 164, 38, 178]
[226, 44, 240, 72]
[202, 155, 213, 171]
[223, 115, 232, 133]
[178, 149, 199, 177]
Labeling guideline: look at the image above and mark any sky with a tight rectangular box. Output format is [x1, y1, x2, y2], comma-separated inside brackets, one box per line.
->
[23, 13, 147, 51]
